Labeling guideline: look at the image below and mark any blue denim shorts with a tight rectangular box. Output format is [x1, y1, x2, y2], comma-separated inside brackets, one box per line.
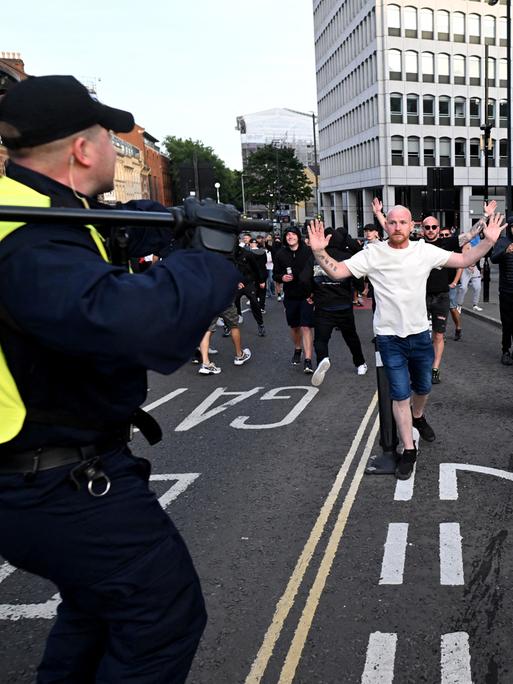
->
[376, 330, 434, 401]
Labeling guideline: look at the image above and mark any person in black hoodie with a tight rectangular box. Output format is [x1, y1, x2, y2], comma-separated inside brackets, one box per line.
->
[307, 228, 367, 386]
[233, 245, 266, 336]
[273, 226, 315, 372]
[491, 217, 513, 365]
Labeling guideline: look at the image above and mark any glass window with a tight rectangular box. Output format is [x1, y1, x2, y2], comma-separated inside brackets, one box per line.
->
[454, 55, 465, 84]
[484, 15, 496, 44]
[499, 100, 507, 127]
[470, 138, 480, 167]
[422, 52, 434, 82]
[469, 56, 481, 85]
[439, 137, 451, 166]
[388, 5, 401, 36]
[438, 53, 450, 84]
[500, 139, 508, 166]
[424, 137, 435, 166]
[454, 98, 466, 126]
[439, 96, 451, 125]
[468, 14, 480, 43]
[487, 56, 496, 85]
[391, 136, 404, 165]
[499, 58, 507, 87]
[389, 49, 402, 79]
[455, 139, 466, 166]
[390, 93, 403, 123]
[453, 12, 465, 40]
[488, 98, 496, 124]
[405, 50, 418, 81]
[407, 94, 419, 123]
[423, 95, 435, 124]
[420, 8, 434, 38]
[408, 136, 420, 166]
[404, 6, 417, 37]
[470, 98, 481, 126]
[437, 10, 449, 40]
[499, 17, 507, 46]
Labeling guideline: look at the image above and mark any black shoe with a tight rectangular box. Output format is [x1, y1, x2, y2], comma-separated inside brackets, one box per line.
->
[258, 324, 266, 337]
[501, 351, 513, 366]
[454, 329, 462, 341]
[222, 325, 230, 338]
[412, 414, 436, 442]
[431, 368, 441, 384]
[395, 446, 417, 480]
[292, 348, 302, 365]
[191, 348, 201, 364]
[304, 358, 314, 374]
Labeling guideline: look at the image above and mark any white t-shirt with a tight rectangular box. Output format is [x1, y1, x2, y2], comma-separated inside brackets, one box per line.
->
[345, 239, 451, 337]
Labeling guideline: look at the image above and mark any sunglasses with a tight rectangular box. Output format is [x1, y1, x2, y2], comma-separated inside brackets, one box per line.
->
[423, 225, 439, 230]
[440, 232, 451, 237]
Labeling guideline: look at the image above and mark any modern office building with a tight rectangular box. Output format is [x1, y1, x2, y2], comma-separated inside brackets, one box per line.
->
[313, 0, 510, 233]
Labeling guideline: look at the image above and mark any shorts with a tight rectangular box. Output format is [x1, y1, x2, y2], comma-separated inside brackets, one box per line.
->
[449, 287, 459, 310]
[376, 330, 434, 401]
[426, 292, 450, 334]
[284, 298, 314, 328]
[208, 303, 238, 332]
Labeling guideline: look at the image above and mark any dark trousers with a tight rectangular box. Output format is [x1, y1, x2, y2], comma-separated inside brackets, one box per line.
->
[256, 285, 266, 311]
[499, 290, 513, 352]
[0, 447, 206, 683]
[235, 285, 263, 326]
[314, 307, 365, 367]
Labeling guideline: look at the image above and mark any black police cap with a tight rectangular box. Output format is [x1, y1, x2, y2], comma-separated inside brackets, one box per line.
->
[0, 75, 135, 149]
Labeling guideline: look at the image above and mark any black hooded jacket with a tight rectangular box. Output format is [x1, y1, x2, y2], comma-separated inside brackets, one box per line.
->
[491, 225, 513, 293]
[273, 232, 313, 300]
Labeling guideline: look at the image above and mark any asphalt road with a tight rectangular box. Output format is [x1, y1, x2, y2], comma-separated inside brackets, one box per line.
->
[1, 297, 513, 684]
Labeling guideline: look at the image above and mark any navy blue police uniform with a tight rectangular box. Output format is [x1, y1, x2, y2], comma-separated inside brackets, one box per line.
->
[0, 161, 239, 682]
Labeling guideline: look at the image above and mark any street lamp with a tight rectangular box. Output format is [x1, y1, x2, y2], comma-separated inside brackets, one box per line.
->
[214, 182, 220, 203]
[488, 0, 511, 212]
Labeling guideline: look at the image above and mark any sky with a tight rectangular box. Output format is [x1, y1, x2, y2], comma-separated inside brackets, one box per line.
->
[3, 0, 317, 170]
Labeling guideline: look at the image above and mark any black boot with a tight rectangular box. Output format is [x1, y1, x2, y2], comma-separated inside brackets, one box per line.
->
[395, 445, 417, 480]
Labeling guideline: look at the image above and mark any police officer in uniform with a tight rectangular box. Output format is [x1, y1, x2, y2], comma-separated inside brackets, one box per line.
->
[0, 76, 239, 683]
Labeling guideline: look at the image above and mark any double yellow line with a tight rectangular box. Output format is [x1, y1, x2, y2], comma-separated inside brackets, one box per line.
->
[245, 392, 379, 684]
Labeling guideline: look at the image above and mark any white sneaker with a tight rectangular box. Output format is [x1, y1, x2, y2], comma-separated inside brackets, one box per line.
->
[198, 363, 221, 375]
[357, 363, 368, 376]
[208, 347, 218, 355]
[238, 315, 244, 324]
[311, 357, 330, 387]
[234, 348, 252, 365]
[473, 305, 483, 312]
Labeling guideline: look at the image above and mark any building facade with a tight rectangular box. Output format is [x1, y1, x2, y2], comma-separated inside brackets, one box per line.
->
[313, 0, 510, 234]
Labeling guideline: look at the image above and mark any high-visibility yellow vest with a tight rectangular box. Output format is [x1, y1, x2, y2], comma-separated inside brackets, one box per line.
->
[0, 175, 109, 444]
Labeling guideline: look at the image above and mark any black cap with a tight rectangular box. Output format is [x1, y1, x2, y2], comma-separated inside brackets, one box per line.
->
[284, 226, 301, 238]
[0, 75, 135, 149]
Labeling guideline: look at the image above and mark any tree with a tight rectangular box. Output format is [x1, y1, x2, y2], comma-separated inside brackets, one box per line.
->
[243, 144, 313, 218]
[162, 136, 241, 209]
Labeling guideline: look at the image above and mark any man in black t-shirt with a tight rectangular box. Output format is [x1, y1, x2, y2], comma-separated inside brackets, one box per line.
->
[422, 200, 496, 383]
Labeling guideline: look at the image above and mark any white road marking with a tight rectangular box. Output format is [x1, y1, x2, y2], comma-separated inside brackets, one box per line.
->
[0, 562, 16, 585]
[393, 466, 416, 501]
[441, 632, 473, 683]
[150, 473, 200, 509]
[245, 392, 378, 684]
[0, 594, 60, 621]
[231, 386, 318, 429]
[277, 415, 381, 684]
[440, 523, 464, 586]
[440, 463, 513, 501]
[175, 387, 262, 431]
[133, 388, 188, 433]
[361, 632, 397, 684]
[379, 523, 409, 585]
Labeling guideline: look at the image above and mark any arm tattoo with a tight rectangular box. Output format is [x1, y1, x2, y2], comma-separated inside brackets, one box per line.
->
[320, 254, 338, 272]
[459, 216, 485, 246]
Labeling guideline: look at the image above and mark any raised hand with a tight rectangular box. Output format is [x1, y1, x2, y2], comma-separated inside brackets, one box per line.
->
[483, 213, 506, 243]
[372, 197, 383, 216]
[483, 199, 497, 217]
[307, 219, 331, 252]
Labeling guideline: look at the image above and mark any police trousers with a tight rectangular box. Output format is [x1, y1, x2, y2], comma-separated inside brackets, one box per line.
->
[0, 446, 207, 683]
